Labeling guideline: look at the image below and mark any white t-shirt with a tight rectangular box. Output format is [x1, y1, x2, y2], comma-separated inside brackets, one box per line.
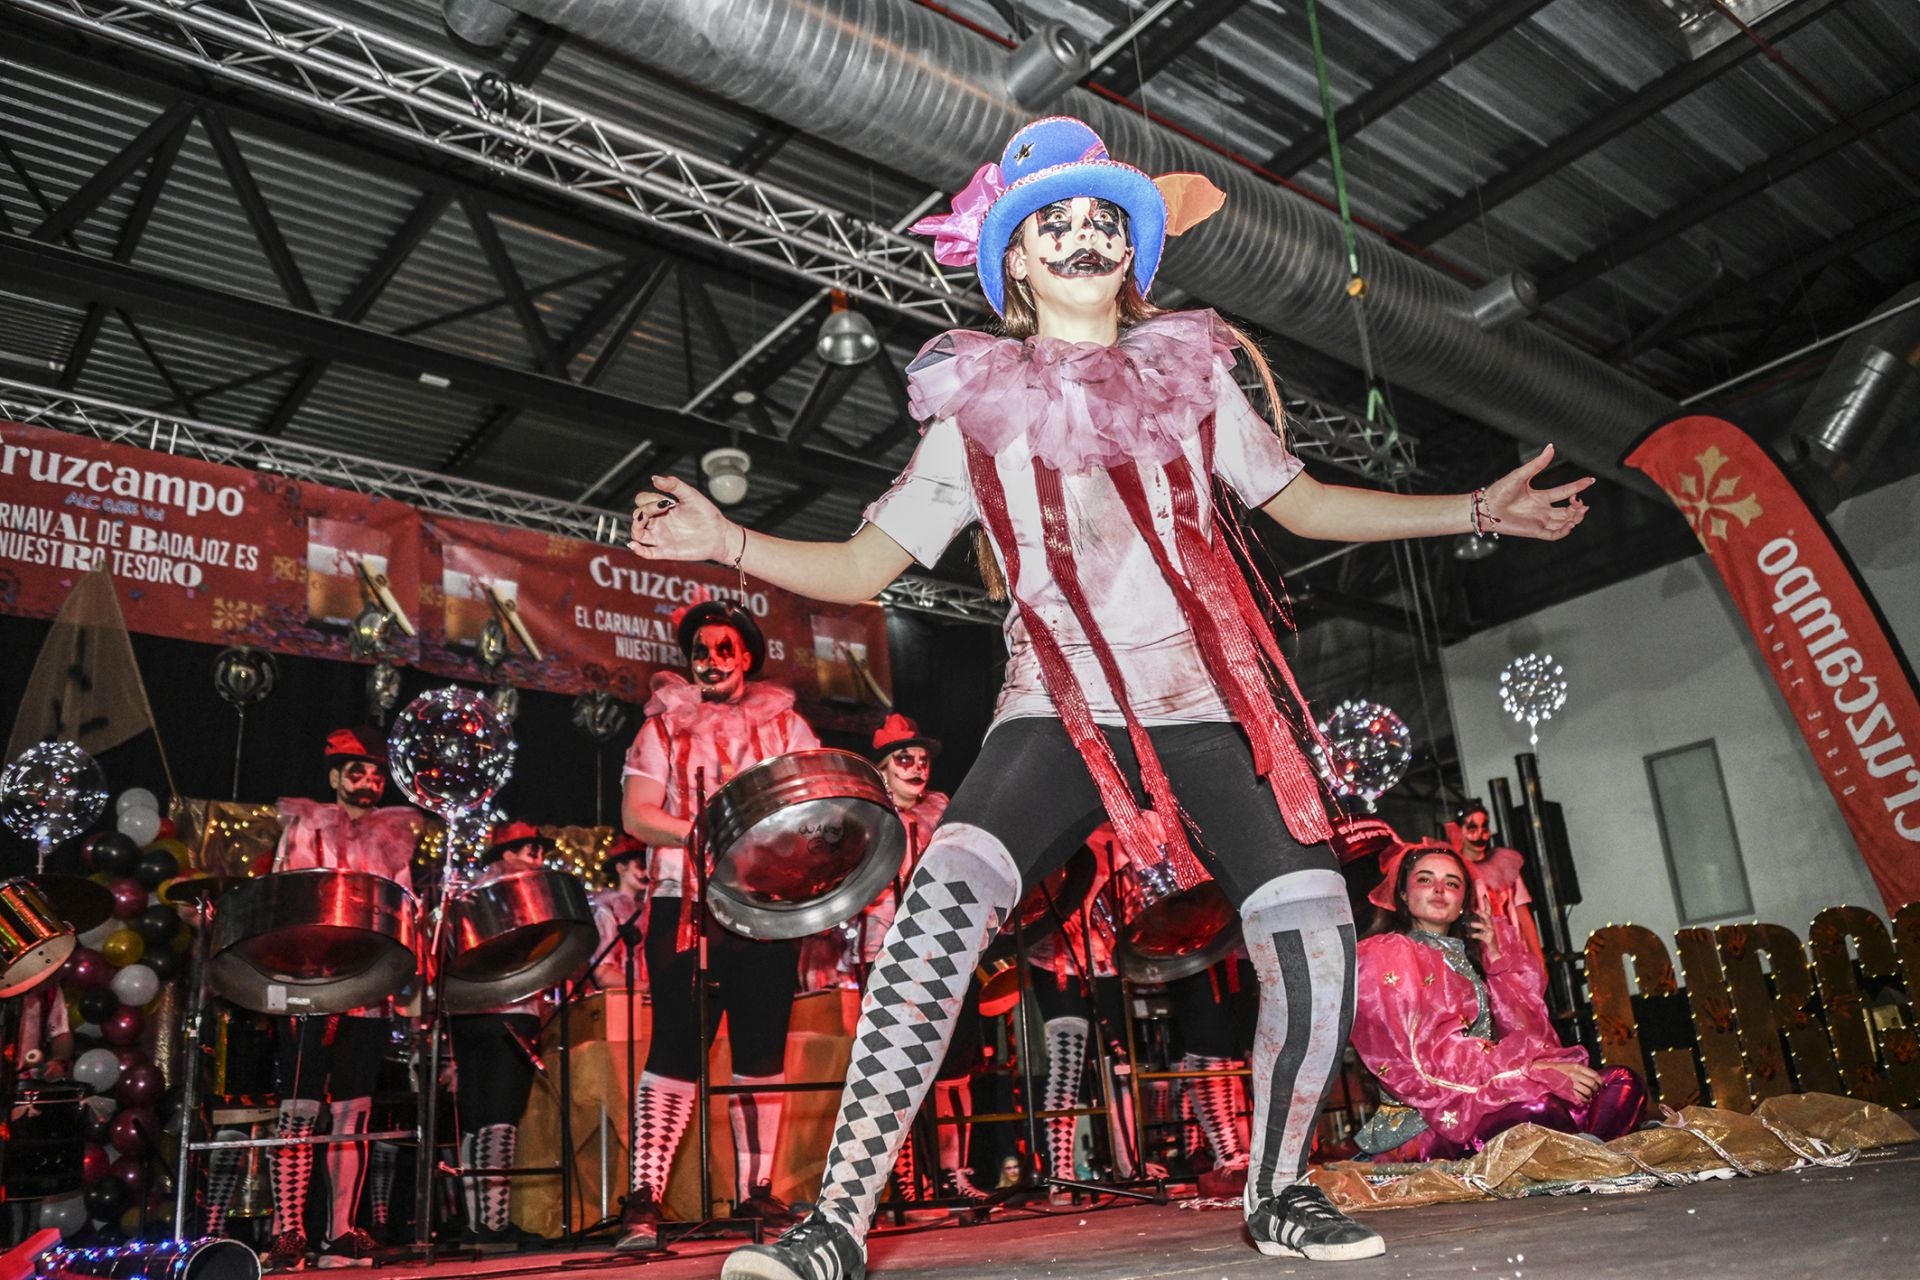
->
[863, 364, 1303, 730]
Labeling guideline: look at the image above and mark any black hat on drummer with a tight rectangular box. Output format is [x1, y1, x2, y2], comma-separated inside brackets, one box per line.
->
[483, 820, 553, 870]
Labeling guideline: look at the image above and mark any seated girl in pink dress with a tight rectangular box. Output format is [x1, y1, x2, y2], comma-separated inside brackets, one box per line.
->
[1349, 844, 1644, 1161]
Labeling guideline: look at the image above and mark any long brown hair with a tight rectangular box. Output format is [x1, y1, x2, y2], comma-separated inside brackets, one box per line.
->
[970, 236, 1288, 601]
[1367, 846, 1487, 976]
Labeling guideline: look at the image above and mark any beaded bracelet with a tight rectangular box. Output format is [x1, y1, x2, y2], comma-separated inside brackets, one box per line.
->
[1470, 488, 1500, 539]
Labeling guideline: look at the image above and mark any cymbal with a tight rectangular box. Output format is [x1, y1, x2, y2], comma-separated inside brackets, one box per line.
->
[160, 874, 242, 906]
[28, 873, 115, 933]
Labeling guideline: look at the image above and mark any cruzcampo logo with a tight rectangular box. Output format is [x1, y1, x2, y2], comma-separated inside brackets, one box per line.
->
[1668, 444, 1764, 547]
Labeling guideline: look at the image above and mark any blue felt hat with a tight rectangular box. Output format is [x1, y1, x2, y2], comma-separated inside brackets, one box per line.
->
[975, 117, 1167, 316]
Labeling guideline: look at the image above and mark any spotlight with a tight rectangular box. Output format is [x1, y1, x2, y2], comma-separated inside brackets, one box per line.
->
[1453, 532, 1499, 562]
[1467, 271, 1539, 332]
[701, 447, 752, 506]
[816, 292, 880, 366]
[1006, 22, 1091, 111]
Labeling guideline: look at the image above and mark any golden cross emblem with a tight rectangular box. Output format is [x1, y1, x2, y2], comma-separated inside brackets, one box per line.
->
[1667, 444, 1763, 547]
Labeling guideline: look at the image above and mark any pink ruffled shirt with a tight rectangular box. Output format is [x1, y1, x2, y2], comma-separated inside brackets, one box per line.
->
[620, 675, 820, 898]
[862, 310, 1303, 731]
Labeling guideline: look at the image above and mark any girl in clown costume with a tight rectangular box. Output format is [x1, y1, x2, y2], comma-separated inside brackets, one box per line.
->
[629, 117, 1591, 1277]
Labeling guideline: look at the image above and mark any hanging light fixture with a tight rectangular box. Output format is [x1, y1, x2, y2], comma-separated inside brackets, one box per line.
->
[701, 446, 752, 505]
[816, 290, 880, 367]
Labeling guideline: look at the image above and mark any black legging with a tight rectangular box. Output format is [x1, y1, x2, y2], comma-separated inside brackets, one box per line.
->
[943, 719, 1334, 904]
[1168, 958, 1259, 1059]
[642, 896, 799, 1080]
[1030, 967, 1125, 1037]
[449, 1013, 541, 1129]
[276, 1014, 388, 1102]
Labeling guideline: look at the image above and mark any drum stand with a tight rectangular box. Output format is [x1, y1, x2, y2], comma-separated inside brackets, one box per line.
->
[1001, 896, 1161, 1210]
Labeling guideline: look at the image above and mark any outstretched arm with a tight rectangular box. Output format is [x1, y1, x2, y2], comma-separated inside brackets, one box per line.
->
[628, 474, 915, 604]
[1262, 443, 1592, 543]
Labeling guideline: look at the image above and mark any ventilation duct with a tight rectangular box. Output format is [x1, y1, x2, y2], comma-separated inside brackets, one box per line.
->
[445, 0, 1678, 487]
[1787, 284, 1920, 512]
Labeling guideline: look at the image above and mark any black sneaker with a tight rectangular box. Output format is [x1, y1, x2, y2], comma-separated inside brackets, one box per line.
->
[615, 1196, 665, 1254]
[315, 1229, 378, 1269]
[720, 1211, 865, 1280]
[260, 1232, 308, 1274]
[736, 1181, 801, 1231]
[1247, 1183, 1384, 1262]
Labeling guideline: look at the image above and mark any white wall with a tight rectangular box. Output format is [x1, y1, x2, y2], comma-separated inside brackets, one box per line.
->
[1441, 470, 1920, 944]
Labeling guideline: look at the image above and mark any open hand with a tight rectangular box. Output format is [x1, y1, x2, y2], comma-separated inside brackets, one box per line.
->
[1482, 444, 1593, 541]
[629, 474, 736, 564]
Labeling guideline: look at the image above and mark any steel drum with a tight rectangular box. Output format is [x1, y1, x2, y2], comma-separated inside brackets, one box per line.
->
[1113, 871, 1243, 986]
[0, 877, 77, 997]
[209, 868, 417, 1016]
[702, 749, 905, 941]
[443, 868, 596, 1012]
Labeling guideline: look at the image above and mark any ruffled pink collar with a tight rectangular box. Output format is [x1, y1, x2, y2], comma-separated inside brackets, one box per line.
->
[643, 672, 796, 728]
[905, 309, 1235, 475]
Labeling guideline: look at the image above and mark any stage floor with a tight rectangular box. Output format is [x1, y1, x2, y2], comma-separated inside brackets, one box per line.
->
[377, 1139, 1918, 1279]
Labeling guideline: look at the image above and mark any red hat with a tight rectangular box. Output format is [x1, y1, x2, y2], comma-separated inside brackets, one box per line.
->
[869, 713, 940, 762]
[483, 820, 553, 865]
[1369, 839, 1465, 911]
[324, 726, 387, 767]
[600, 832, 648, 884]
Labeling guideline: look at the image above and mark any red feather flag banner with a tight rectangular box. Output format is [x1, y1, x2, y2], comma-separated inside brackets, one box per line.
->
[1625, 415, 1920, 912]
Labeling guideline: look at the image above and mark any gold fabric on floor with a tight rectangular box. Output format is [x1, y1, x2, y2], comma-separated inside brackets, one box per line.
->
[1311, 1093, 1919, 1211]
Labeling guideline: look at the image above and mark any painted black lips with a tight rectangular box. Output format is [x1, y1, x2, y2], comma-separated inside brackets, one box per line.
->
[1048, 248, 1123, 277]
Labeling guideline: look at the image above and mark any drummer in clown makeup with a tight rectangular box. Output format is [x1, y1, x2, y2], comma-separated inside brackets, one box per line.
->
[613, 595, 822, 1249]
[628, 115, 1592, 1278]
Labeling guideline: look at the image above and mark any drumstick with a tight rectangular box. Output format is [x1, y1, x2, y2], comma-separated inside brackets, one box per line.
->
[354, 556, 418, 637]
[484, 581, 545, 662]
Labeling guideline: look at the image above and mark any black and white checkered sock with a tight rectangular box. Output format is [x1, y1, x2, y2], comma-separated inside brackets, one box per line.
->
[1241, 870, 1355, 1212]
[269, 1100, 320, 1238]
[1041, 1016, 1089, 1181]
[369, 1142, 398, 1228]
[204, 1128, 246, 1237]
[1181, 1054, 1247, 1165]
[475, 1123, 517, 1232]
[814, 823, 1020, 1246]
[628, 1071, 696, 1204]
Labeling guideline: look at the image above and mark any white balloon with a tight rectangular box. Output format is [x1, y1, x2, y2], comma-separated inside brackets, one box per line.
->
[73, 1046, 122, 1092]
[80, 920, 116, 948]
[38, 1193, 89, 1236]
[115, 787, 160, 815]
[110, 963, 160, 1007]
[74, 1021, 101, 1038]
[116, 805, 161, 845]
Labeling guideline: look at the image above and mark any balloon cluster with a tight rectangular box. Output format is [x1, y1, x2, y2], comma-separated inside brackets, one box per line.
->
[1313, 699, 1414, 812]
[33, 788, 192, 1242]
[1499, 652, 1569, 747]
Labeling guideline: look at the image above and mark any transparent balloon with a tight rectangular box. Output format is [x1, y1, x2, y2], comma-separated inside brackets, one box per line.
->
[1313, 699, 1413, 812]
[0, 741, 109, 853]
[387, 686, 517, 819]
[1500, 653, 1569, 747]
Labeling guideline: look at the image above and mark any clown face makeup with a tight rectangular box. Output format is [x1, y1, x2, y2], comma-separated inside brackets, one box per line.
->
[881, 747, 931, 808]
[1009, 197, 1132, 311]
[615, 858, 648, 894]
[499, 842, 546, 874]
[1404, 852, 1468, 934]
[690, 622, 749, 702]
[331, 759, 386, 813]
[1459, 808, 1492, 859]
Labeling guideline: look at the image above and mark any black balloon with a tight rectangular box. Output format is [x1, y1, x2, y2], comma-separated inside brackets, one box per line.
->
[144, 945, 184, 981]
[132, 904, 179, 943]
[79, 987, 121, 1023]
[84, 1176, 129, 1219]
[133, 848, 179, 889]
[84, 832, 140, 876]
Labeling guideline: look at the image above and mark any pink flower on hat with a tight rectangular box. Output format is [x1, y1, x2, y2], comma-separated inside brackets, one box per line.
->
[909, 162, 1006, 268]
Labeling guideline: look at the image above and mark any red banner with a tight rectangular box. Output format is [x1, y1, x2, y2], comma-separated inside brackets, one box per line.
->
[1625, 416, 1920, 912]
[0, 420, 891, 730]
